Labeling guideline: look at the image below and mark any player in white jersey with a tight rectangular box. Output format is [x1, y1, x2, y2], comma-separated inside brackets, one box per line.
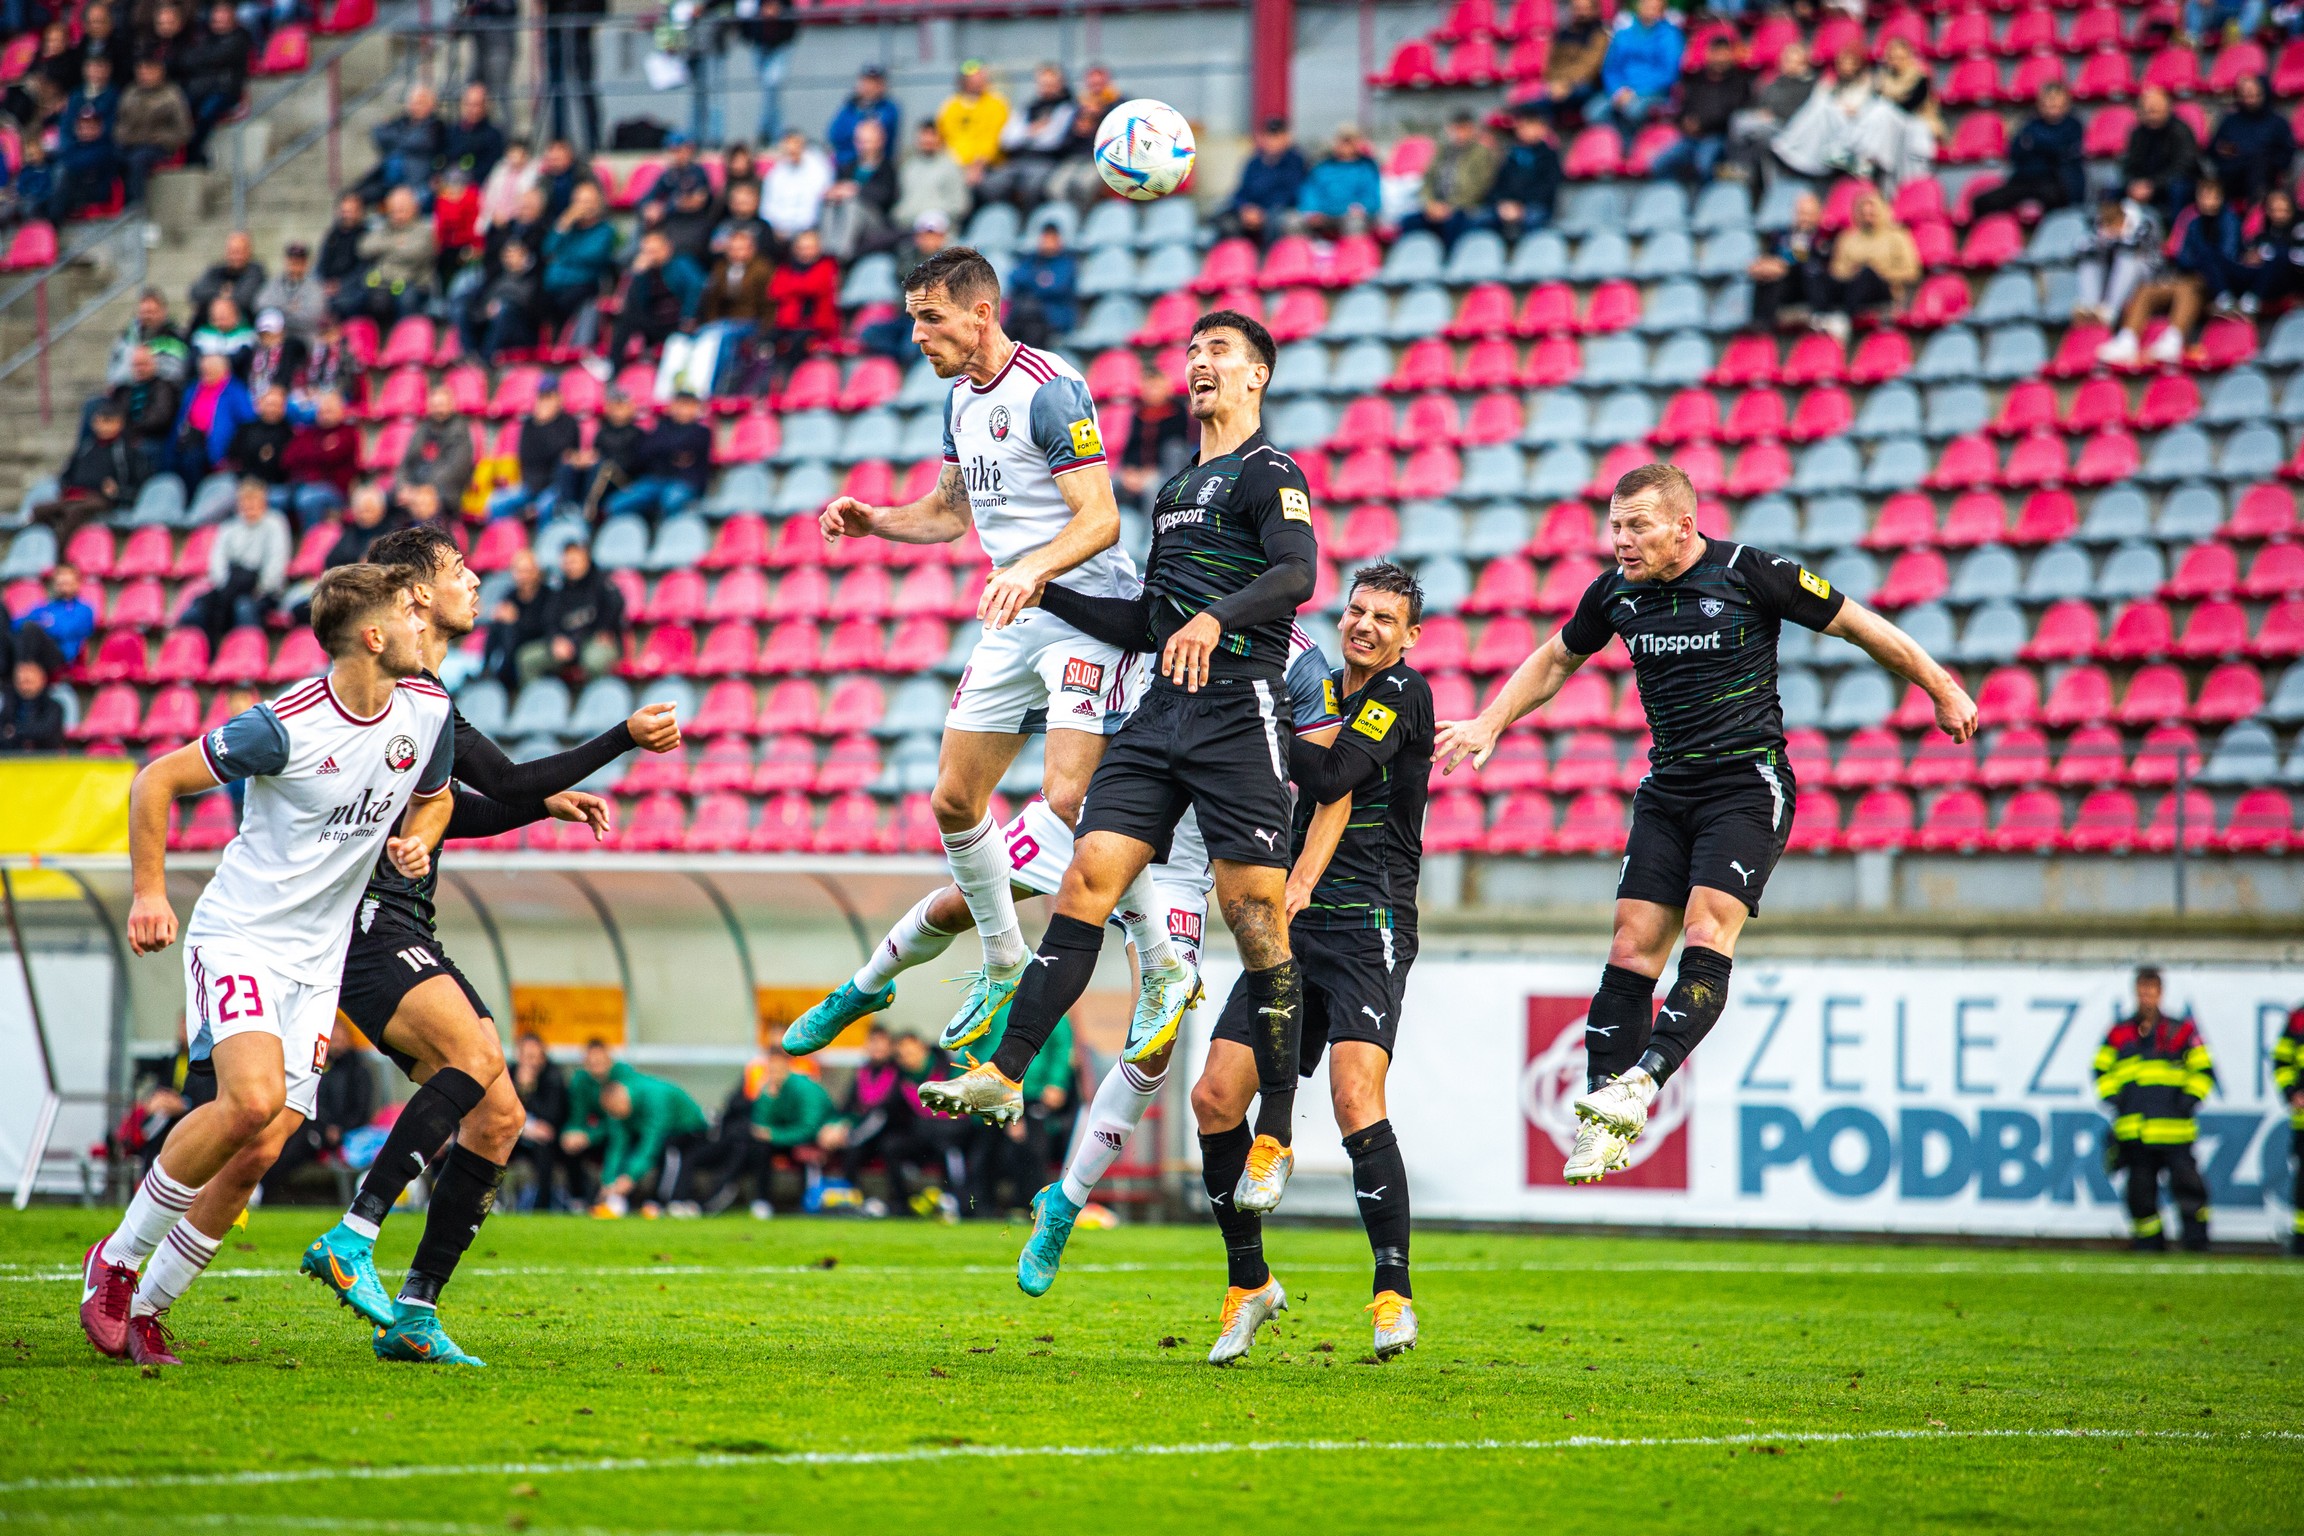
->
[813, 245, 1199, 1061]
[79, 564, 455, 1367]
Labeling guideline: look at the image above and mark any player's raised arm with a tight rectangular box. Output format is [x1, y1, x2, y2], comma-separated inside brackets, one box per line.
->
[124, 743, 228, 955]
[980, 378, 1124, 630]
[1437, 630, 1591, 773]
[1825, 598, 1981, 744]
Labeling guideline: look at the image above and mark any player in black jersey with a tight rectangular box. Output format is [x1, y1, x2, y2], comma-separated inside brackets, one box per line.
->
[1438, 464, 1977, 1181]
[300, 524, 679, 1363]
[920, 310, 1323, 1227]
[1198, 561, 1433, 1365]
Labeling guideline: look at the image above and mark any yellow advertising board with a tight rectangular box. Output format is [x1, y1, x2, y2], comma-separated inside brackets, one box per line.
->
[513, 985, 627, 1046]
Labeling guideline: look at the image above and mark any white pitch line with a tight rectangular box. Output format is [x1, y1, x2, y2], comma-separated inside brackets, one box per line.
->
[3, 1427, 2295, 1498]
[0, 1514, 790, 1536]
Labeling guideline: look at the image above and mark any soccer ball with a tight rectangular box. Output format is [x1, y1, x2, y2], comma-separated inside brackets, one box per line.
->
[1094, 99, 1197, 201]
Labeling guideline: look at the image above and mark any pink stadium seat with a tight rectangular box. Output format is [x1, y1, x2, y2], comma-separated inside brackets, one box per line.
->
[1465, 558, 1537, 615]
[137, 684, 200, 742]
[2133, 372, 2201, 430]
[64, 525, 116, 579]
[2046, 321, 2113, 378]
[884, 618, 947, 674]
[702, 515, 770, 572]
[1331, 395, 1394, 448]
[378, 316, 434, 370]
[367, 366, 427, 420]
[1780, 330, 1846, 386]
[1485, 791, 1556, 854]
[1942, 56, 2003, 104]
[811, 792, 883, 854]
[1976, 665, 2043, 727]
[1720, 387, 1788, 444]
[2008, 490, 2077, 545]
[1329, 447, 1395, 501]
[1997, 5, 2055, 55]
[1397, 393, 1463, 447]
[1865, 492, 1938, 548]
[1132, 292, 1198, 347]
[2070, 428, 2141, 485]
[1441, 37, 1506, 85]
[1653, 388, 1722, 444]
[2243, 542, 2304, 600]
[1462, 391, 1523, 446]
[2277, 36, 2304, 95]
[819, 678, 885, 735]
[2063, 377, 2127, 435]
[1935, 7, 1992, 57]
[1943, 111, 2008, 163]
[1907, 271, 1972, 326]
[680, 792, 753, 851]
[1579, 280, 1640, 335]
[1786, 789, 1841, 853]
[2193, 662, 2264, 724]
[757, 619, 820, 674]
[836, 357, 901, 414]
[1416, 619, 1470, 673]
[2065, 788, 2140, 852]
[1981, 726, 2053, 789]
[151, 628, 210, 685]
[2000, 431, 2067, 488]
[1550, 789, 1626, 853]
[1832, 726, 1905, 789]
[2043, 664, 2115, 726]
[1436, 0, 1501, 41]
[1993, 379, 2059, 437]
[1933, 492, 2004, 548]
[1257, 236, 1320, 290]
[1586, 443, 1651, 501]
[1913, 788, 1988, 853]
[1723, 442, 1791, 499]
[2139, 788, 2215, 854]
[2116, 663, 2190, 725]
[2067, 4, 2122, 53]
[814, 734, 883, 794]
[174, 793, 240, 851]
[1927, 433, 1999, 489]
[2226, 483, 2295, 540]
[2099, 599, 2176, 661]
[1708, 333, 1778, 387]
[2164, 541, 2240, 600]
[115, 526, 176, 582]
[1875, 549, 1950, 608]
[1991, 788, 2066, 852]
[820, 618, 886, 672]
[1562, 126, 1621, 178]
[1842, 788, 1915, 851]
[1421, 791, 1486, 852]
[645, 569, 707, 626]
[2193, 314, 2256, 371]
[2128, 723, 2200, 787]
[1547, 676, 1615, 731]
[750, 734, 818, 793]
[1479, 735, 1552, 792]
[619, 743, 688, 795]
[2051, 722, 2125, 787]
[1470, 615, 1540, 673]
[616, 792, 688, 852]
[1373, 38, 1442, 87]
[2022, 598, 2098, 660]
[2169, 599, 2246, 662]
[690, 679, 758, 737]
[265, 628, 328, 685]
[1786, 385, 1853, 442]
[107, 579, 166, 631]
[2141, 43, 2200, 94]
[1192, 237, 1259, 294]
[70, 683, 140, 742]
[2216, 788, 2296, 853]
[1454, 338, 1523, 391]
[1623, 122, 1681, 177]
[1523, 336, 1582, 387]
[2252, 598, 2304, 659]
[85, 629, 147, 684]
[742, 791, 814, 852]
[2073, 51, 2133, 103]
[1264, 288, 1326, 342]
[627, 624, 698, 679]
[1448, 282, 1517, 341]
[1846, 328, 1913, 384]
[196, 627, 266, 687]
[1532, 500, 1601, 558]
[1397, 446, 1462, 498]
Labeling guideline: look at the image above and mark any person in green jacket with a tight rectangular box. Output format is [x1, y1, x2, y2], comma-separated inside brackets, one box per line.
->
[743, 1046, 839, 1217]
[598, 1067, 710, 1215]
[558, 1039, 639, 1210]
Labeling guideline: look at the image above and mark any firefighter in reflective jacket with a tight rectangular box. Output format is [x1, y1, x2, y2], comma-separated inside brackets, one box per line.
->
[2274, 1004, 2304, 1257]
[2094, 967, 2214, 1252]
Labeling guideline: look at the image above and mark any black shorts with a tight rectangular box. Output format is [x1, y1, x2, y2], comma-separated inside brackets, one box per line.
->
[338, 902, 491, 1079]
[1210, 923, 1417, 1075]
[1617, 759, 1797, 917]
[1075, 679, 1296, 869]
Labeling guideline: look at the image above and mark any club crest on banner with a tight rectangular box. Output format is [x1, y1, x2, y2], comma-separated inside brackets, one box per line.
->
[1522, 995, 1691, 1189]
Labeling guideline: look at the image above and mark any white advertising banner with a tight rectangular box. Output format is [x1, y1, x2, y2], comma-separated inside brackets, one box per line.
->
[1186, 958, 2303, 1242]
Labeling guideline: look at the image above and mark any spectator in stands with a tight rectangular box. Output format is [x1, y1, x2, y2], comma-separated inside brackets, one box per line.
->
[2100, 177, 2241, 367]
[48, 109, 123, 224]
[1219, 116, 1309, 247]
[538, 179, 620, 335]
[829, 62, 900, 177]
[223, 381, 294, 491]
[1403, 109, 1500, 248]
[323, 483, 406, 570]
[316, 192, 368, 292]
[508, 1032, 568, 1211]
[66, 55, 120, 136]
[432, 167, 482, 288]
[604, 388, 712, 523]
[400, 480, 449, 532]
[2233, 185, 2303, 305]
[1813, 189, 1918, 340]
[2208, 74, 2295, 209]
[336, 185, 438, 323]
[1771, 40, 1933, 189]
[709, 179, 773, 257]
[191, 477, 290, 644]
[765, 225, 839, 375]
[111, 344, 182, 459]
[140, 4, 192, 77]
[0, 659, 67, 754]
[541, 0, 604, 154]
[535, 138, 593, 222]
[762, 127, 834, 243]
[301, 311, 360, 403]
[108, 290, 190, 388]
[2123, 87, 2201, 224]
[561, 385, 645, 516]
[1047, 63, 1121, 206]
[644, 133, 717, 261]
[1727, 37, 1814, 184]
[1971, 80, 2084, 218]
[740, 0, 796, 145]
[1487, 107, 1561, 238]
[253, 241, 328, 341]
[819, 117, 897, 260]
[245, 308, 306, 396]
[1117, 360, 1189, 511]
[484, 545, 549, 688]
[2182, 0, 2266, 46]
[1004, 220, 1078, 344]
[260, 1018, 376, 1200]
[116, 55, 190, 207]
[488, 374, 579, 521]
[981, 62, 1076, 209]
[1294, 123, 1381, 238]
[358, 82, 446, 204]
[596, 1067, 710, 1217]
[479, 138, 537, 233]
[463, 235, 539, 360]
[701, 224, 773, 333]
[2074, 185, 2165, 327]
[606, 227, 703, 364]
[18, 566, 97, 666]
[172, 348, 253, 479]
[1590, 0, 1683, 150]
[37, 408, 143, 540]
[1528, 0, 1607, 123]
[444, 83, 505, 187]
[8, 138, 56, 223]
[281, 389, 360, 519]
[1749, 189, 1827, 330]
[191, 292, 255, 369]
[82, 3, 133, 80]
[1871, 36, 1938, 139]
[936, 58, 1010, 187]
[742, 1045, 839, 1216]
[1650, 31, 1752, 185]
[179, 1, 251, 166]
[893, 121, 969, 235]
[522, 535, 626, 682]
[397, 382, 476, 512]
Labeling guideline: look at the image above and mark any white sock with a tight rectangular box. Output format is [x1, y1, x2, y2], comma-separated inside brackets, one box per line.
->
[942, 814, 1025, 972]
[130, 1219, 221, 1317]
[100, 1165, 201, 1269]
[339, 1212, 381, 1241]
[854, 893, 961, 993]
[1060, 1059, 1164, 1208]
[1116, 866, 1181, 975]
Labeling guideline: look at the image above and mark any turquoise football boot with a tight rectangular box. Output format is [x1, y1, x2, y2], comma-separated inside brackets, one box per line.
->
[783, 980, 895, 1055]
[1016, 1183, 1082, 1298]
[938, 966, 1021, 1053]
[373, 1305, 485, 1366]
[300, 1223, 395, 1326]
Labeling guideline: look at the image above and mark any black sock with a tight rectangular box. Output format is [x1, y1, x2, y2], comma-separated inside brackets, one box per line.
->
[1199, 1120, 1267, 1290]
[1638, 947, 1734, 1084]
[1243, 957, 1304, 1147]
[987, 914, 1105, 1081]
[352, 1067, 486, 1229]
[400, 1143, 504, 1307]
[1585, 964, 1658, 1090]
[1344, 1118, 1411, 1298]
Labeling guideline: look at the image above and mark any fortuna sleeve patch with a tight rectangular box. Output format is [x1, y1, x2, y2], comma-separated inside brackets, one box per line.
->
[1067, 417, 1102, 458]
[1321, 677, 1340, 716]
[1351, 698, 1396, 741]
[1798, 567, 1831, 600]
[1279, 486, 1312, 522]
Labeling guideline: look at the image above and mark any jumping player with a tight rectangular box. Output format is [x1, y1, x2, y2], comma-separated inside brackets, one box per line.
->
[1437, 464, 1977, 1180]
[919, 310, 1319, 1233]
[810, 246, 1197, 1058]
[80, 565, 453, 1366]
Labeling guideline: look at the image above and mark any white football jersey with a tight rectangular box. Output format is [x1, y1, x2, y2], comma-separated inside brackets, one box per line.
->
[943, 342, 1139, 599]
[184, 673, 456, 985]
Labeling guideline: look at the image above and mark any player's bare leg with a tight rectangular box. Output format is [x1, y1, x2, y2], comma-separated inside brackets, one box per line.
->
[929, 729, 1035, 1048]
[1574, 888, 1748, 1153]
[1332, 1041, 1416, 1359]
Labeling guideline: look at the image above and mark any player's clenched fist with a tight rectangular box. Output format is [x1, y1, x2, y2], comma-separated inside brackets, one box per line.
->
[126, 891, 178, 956]
[1434, 716, 1501, 774]
[1934, 682, 1980, 745]
[386, 835, 431, 880]
[626, 701, 681, 753]
[820, 496, 875, 542]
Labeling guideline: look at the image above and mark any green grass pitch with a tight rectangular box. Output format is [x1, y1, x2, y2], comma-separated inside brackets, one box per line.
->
[1, 1207, 2299, 1534]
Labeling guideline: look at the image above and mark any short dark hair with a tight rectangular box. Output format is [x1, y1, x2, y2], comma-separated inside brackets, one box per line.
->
[367, 523, 461, 583]
[1349, 560, 1425, 626]
[310, 563, 411, 658]
[1189, 309, 1277, 375]
[901, 244, 1001, 308]
[2135, 965, 2163, 986]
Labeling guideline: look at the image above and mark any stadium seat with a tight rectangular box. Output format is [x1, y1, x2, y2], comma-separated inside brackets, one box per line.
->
[2216, 787, 2296, 852]
[1991, 788, 2066, 852]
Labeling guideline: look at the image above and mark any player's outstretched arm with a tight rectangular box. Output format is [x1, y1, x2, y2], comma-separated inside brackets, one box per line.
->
[980, 463, 1122, 630]
[821, 463, 973, 547]
[125, 744, 219, 955]
[1437, 631, 1589, 773]
[1825, 599, 1980, 743]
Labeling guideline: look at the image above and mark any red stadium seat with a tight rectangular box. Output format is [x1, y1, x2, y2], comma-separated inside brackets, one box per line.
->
[2115, 663, 2190, 725]
[2022, 597, 2099, 660]
[1939, 492, 2009, 547]
[626, 624, 697, 679]
[813, 733, 883, 794]
[1485, 791, 1555, 854]
[2052, 723, 2126, 787]
[1942, 56, 2003, 105]
[2139, 788, 2215, 853]
[2133, 372, 2202, 430]
[2243, 542, 2304, 600]
[1396, 393, 1463, 447]
[2000, 431, 2068, 488]
[1943, 111, 2008, 163]
[2216, 788, 2296, 853]
[2226, 483, 2296, 540]
[2046, 321, 2113, 377]
[819, 678, 885, 735]
[1523, 336, 1583, 387]
[1465, 559, 1537, 615]
[1462, 391, 1523, 446]
[1865, 492, 1939, 549]
[1786, 385, 1853, 442]
[2066, 788, 2140, 852]
[757, 619, 820, 674]
[1786, 789, 1842, 853]
[1779, 331, 1845, 386]
[267, 629, 327, 684]
[706, 567, 772, 624]
[2008, 490, 2078, 545]
[2128, 723, 2200, 787]
[2193, 662, 2264, 724]
[2062, 375, 2128, 434]
[2251, 598, 2304, 659]
[1915, 788, 1988, 852]
[1455, 338, 1524, 391]
[1875, 549, 1950, 608]
[1415, 619, 1470, 673]
[2043, 664, 2115, 727]
[2072, 48, 2131, 101]
[1447, 282, 1517, 341]
[1907, 271, 1973, 326]
[742, 790, 814, 852]
[690, 678, 759, 737]
[1846, 328, 1913, 384]
[1991, 788, 2066, 852]
[108, 579, 165, 631]
[1470, 615, 1540, 673]
[2098, 599, 2175, 661]
[1724, 442, 1792, 499]
[1562, 126, 1621, 178]
[1708, 333, 1778, 387]
[1977, 664, 2045, 726]
[1422, 791, 1487, 852]
[85, 629, 146, 684]
[1653, 388, 1722, 444]
[2164, 542, 2240, 601]
[1993, 379, 2059, 437]
[619, 744, 689, 795]
[1578, 280, 1641, 335]
[1550, 789, 1626, 852]
[2172, 599, 2248, 661]
[1832, 726, 1905, 789]
[1980, 726, 2053, 789]
[2071, 429, 2141, 485]
[1927, 434, 1999, 489]
[1720, 387, 1788, 444]
[151, 628, 210, 685]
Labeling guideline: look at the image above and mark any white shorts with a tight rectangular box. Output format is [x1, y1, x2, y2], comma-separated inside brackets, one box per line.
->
[946, 607, 1135, 737]
[182, 935, 340, 1119]
[1002, 797, 1212, 967]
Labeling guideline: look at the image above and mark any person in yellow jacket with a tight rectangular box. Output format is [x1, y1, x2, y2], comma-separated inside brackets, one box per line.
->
[2274, 1003, 2304, 1257]
[2093, 967, 2215, 1252]
[935, 60, 1010, 186]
